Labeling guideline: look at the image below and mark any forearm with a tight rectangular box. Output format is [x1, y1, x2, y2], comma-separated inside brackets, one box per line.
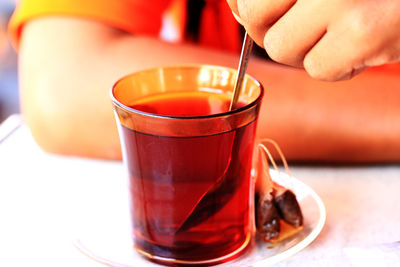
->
[251, 59, 400, 163]
[19, 17, 400, 162]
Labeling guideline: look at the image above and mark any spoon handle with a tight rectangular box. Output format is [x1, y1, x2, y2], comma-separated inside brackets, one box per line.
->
[229, 32, 254, 111]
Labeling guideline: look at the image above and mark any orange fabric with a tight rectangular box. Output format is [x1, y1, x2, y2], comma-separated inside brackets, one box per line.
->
[198, 0, 240, 52]
[8, 0, 242, 53]
[8, 0, 172, 47]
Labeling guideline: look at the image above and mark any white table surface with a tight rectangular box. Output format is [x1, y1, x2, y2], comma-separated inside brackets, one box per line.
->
[1, 115, 400, 267]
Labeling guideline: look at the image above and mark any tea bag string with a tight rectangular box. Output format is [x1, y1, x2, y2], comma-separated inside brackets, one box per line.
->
[229, 32, 254, 111]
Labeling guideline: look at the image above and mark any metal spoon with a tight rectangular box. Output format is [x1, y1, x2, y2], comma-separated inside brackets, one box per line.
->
[229, 31, 254, 111]
[175, 33, 254, 234]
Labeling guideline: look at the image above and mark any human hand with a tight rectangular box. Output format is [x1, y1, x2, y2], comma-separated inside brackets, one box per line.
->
[227, 0, 400, 81]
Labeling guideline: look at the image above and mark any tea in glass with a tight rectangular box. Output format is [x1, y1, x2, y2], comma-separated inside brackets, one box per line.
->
[111, 66, 263, 265]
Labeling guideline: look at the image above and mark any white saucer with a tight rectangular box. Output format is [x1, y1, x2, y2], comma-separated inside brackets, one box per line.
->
[74, 170, 326, 266]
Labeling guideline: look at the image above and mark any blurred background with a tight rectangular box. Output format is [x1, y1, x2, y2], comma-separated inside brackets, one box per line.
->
[0, 0, 18, 123]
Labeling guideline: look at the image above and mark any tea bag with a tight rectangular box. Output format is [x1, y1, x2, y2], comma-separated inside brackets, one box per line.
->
[255, 139, 304, 242]
[175, 131, 241, 234]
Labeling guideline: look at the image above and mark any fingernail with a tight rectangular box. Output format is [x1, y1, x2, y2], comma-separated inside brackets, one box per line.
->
[232, 11, 244, 25]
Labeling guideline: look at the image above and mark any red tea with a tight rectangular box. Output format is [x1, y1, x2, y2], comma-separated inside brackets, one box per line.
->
[120, 91, 257, 263]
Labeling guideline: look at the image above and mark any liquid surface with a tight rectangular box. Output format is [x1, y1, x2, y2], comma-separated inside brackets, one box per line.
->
[130, 91, 242, 116]
[120, 91, 256, 263]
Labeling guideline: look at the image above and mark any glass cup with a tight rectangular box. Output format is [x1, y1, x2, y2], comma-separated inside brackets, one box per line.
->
[111, 65, 264, 265]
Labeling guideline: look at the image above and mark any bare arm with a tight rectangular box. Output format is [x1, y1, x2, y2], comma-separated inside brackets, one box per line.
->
[19, 17, 242, 159]
[19, 17, 400, 162]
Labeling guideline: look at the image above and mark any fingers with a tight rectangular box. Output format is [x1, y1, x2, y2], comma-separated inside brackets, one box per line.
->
[235, 0, 297, 47]
[303, 6, 394, 81]
[227, 0, 400, 81]
[264, 0, 330, 68]
[303, 31, 359, 81]
[231, 0, 329, 67]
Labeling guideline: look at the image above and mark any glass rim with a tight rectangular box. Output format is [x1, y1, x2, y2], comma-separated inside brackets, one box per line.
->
[110, 64, 264, 120]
